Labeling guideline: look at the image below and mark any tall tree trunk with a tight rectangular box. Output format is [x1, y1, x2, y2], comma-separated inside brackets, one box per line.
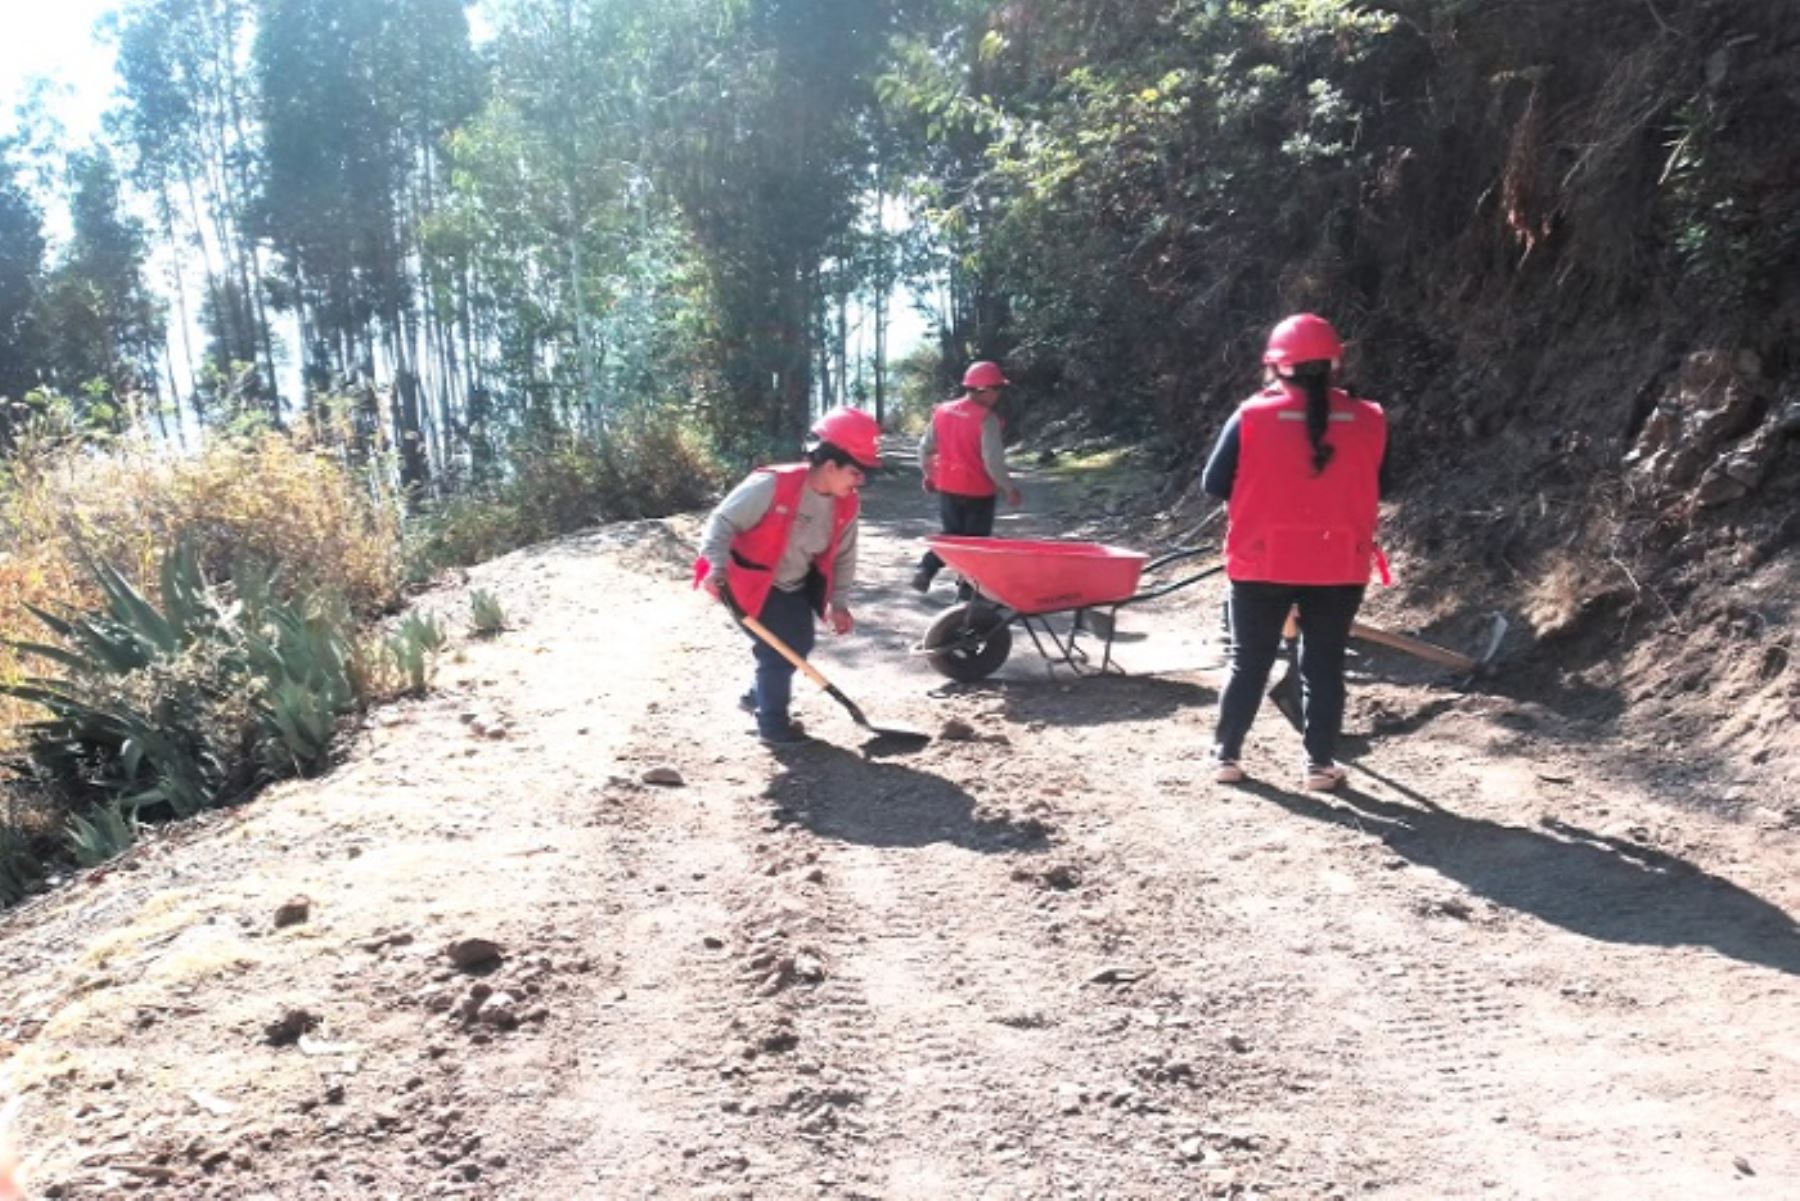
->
[159, 344, 182, 448]
[873, 278, 887, 426]
[389, 320, 430, 494]
[156, 183, 199, 403]
[179, 174, 228, 420]
[816, 284, 833, 416]
[836, 284, 849, 408]
[872, 152, 889, 426]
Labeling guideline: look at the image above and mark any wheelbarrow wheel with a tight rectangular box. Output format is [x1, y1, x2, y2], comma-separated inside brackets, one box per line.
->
[924, 602, 1013, 682]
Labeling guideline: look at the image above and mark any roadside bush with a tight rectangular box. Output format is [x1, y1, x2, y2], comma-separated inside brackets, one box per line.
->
[3, 546, 379, 812]
[0, 808, 34, 905]
[0, 543, 440, 899]
[889, 343, 948, 435]
[469, 589, 507, 636]
[0, 430, 405, 748]
[407, 408, 722, 577]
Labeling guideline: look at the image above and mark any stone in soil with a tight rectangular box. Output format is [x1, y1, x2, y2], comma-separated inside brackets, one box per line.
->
[444, 938, 504, 971]
[273, 896, 312, 929]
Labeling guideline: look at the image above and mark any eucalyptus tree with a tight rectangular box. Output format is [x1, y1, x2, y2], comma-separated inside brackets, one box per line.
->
[110, 0, 279, 421]
[0, 145, 47, 416]
[35, 149, 166, 425]
[254, 0, 480, 487]
[651, 0, 909, 456]
[453, 0, 720, 446]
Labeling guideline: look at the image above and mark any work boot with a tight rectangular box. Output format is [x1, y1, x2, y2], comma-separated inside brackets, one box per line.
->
[758, 720, 812, 747]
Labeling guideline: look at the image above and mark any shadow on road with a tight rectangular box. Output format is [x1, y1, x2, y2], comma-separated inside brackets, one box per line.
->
[1238, 765, 1800, 977]
[927, 672, 1217, 729]
[764, 743, 1053, 854]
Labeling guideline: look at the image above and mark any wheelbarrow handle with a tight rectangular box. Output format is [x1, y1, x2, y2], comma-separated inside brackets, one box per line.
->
[1142, 546, 1216, 573]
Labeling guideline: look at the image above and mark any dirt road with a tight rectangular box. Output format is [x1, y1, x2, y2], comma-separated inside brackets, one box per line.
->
[2, 453, 1796, 1199]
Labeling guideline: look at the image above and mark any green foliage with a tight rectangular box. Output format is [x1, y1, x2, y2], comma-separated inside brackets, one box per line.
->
[406, 408, 723, 577]
[385, 611, 446, 696]
[469, 589, 507, 637]
[5, 543, 258, 820]
[0, 814, 36, 905]
[68, 801, 138, 868]
[246, 586, 360, 777]
[0, 143, 47, 411]
[35, 149, 165, 411]
[1, 543, 388, 838]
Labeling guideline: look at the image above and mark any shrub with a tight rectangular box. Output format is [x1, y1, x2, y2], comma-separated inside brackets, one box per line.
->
[406, 409, 723, 578]
[385, 612, 447, 697]
[1, 544, 420, 840]
[0, 810, 35, 906]
[68, 802, 137, 868]
[0, 429, 405, 748]
[469, 589, 507, 637]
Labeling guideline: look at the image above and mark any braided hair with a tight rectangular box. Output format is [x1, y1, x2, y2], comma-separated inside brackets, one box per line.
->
[1287, 360, 1336, 475]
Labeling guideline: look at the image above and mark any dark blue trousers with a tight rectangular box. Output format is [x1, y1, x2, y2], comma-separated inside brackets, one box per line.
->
[748, 586, 816, 737]
[1215, 581, 1365, 766]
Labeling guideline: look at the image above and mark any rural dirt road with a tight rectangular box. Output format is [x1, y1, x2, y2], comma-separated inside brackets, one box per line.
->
[2, 450, 1796, 1199]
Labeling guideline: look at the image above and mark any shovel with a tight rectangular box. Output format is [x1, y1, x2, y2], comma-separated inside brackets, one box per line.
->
[1351, 614, 1509, 675]
[1268, 609, 1305, 731]
[725, 590, 931, 753]
[1268, 610, 1510, 732]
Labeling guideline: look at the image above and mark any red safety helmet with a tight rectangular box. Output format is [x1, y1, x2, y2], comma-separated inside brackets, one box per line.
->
[809, 406, 881, 469]
[1262, 313, 1343, 373]
[961, 361, 1010, 389]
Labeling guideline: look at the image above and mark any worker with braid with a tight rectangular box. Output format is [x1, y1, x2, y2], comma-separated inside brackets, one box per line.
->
[1202, 313, 1388, 791]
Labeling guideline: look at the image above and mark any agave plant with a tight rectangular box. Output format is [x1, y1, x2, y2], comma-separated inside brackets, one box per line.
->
[3, 544, 242, 818]
[469, 589, 508, 637]
[67, 802, 138, 867]
[3, 543, 431, 889]
[247, 599, 359, 777]
[386, 612, 447, 696]
[0, 817, 37, 905]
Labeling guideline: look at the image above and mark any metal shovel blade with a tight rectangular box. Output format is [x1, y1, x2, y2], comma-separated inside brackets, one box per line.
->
[828, 684, 932, 752]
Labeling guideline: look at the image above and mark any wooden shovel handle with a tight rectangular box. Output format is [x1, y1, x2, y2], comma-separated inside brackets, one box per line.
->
[739, 613, 832, 689]
[1349, 621, 1477, 673]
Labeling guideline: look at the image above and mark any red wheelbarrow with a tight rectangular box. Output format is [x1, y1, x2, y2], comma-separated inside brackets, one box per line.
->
[917, 535, 1221, 681]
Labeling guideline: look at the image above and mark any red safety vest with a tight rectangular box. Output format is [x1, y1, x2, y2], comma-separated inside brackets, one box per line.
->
[692, 464, 858, 620]
[1225, 384, 1386, 585]
[930, 397, 999, 497]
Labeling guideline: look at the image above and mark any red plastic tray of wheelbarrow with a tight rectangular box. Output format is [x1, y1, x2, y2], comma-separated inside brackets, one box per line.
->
[926, 536, 1150, 614]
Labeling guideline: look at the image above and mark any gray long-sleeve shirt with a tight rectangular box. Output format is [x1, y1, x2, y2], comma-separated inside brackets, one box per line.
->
[918, 402, 1015, 492]
[699, 471, 859, 594]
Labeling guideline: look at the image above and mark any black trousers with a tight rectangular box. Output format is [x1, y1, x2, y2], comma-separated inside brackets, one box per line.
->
[916, 492, 998, 582]
[1214, 580, 1365, 766]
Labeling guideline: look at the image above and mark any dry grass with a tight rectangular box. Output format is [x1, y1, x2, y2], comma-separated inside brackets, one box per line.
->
[0, 432, 404, 751]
